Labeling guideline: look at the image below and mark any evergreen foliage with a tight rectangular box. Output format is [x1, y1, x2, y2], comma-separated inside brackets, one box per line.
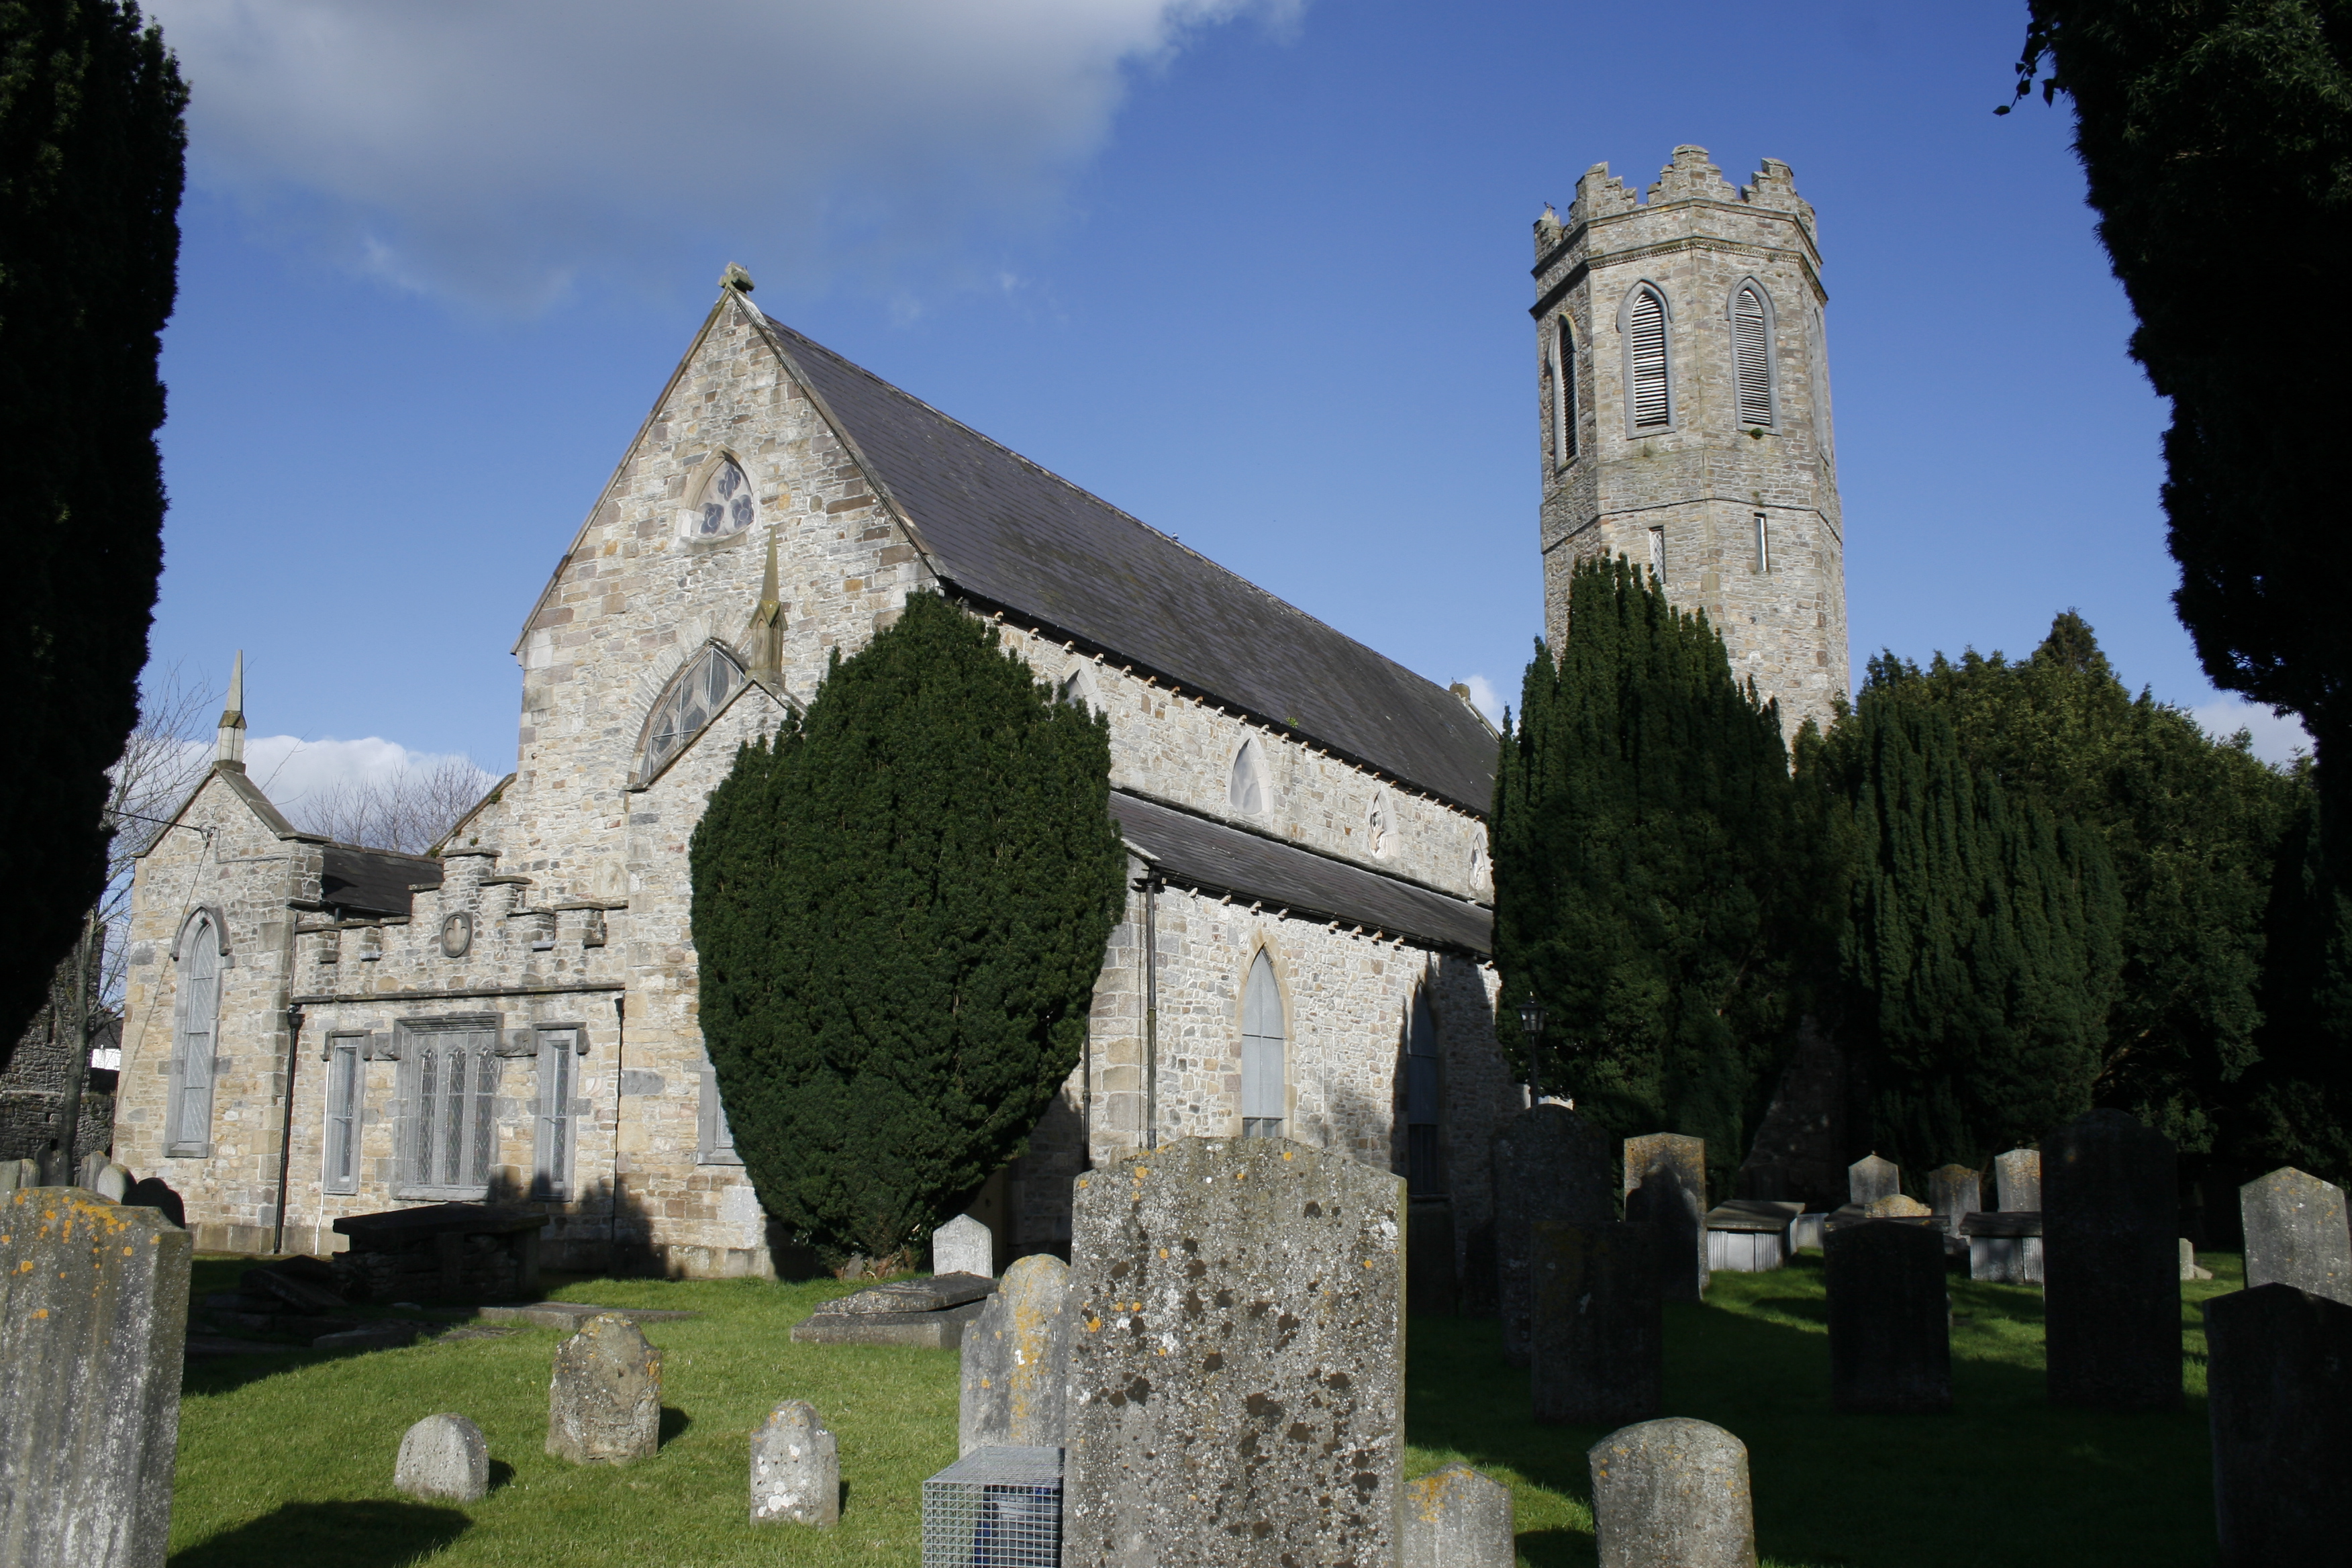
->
[689, 593, 1128, 1265]
[0, 0, 186, 1059]
[1491, 556, 1828, 1186]
[1805, 665, 2126, 1173]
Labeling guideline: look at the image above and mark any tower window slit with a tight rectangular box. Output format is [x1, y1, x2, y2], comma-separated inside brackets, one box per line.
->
[1755, 513, 1770, 574]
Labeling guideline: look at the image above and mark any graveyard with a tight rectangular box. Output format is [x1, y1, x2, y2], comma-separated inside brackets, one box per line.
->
[154, 1238, 2239, 1567]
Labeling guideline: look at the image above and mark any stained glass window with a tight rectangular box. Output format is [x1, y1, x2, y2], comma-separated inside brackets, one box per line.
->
[691, 456, 758, 540]
[640, 644, 746, 783]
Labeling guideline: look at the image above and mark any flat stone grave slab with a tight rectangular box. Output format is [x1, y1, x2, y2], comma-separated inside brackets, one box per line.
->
[792, 1273, 998, 1349]
[477, 1302, 702, 1330]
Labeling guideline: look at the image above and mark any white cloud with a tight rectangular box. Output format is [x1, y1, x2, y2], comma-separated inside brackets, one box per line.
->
[2192, 697, 2312, 767]
[149, 0, 1297, 312]
[1459, 674, 1504, 728]
[246, 735, 495, 817]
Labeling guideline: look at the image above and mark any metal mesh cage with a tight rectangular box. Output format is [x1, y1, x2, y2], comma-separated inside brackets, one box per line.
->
[921, 1445, 1063, 1568]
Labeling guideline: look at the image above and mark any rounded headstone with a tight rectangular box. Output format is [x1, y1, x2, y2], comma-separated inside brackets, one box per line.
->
[750, 1399, 838, 1526]
[395, 1413, 489, 1502]
[1862, 1194, 1931, 1220]
[546, 1313, 662, 1464]
[959, 1252, 1073, 1456]
[1587, 1418, 1757, 1568]
[1401, 1463, 1514, 1568]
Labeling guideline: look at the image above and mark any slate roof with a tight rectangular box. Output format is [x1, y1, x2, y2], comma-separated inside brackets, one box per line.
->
[322, 845, 444, 918]
[765, 316, 1498, 814]
[1109, 792, 1492, 955]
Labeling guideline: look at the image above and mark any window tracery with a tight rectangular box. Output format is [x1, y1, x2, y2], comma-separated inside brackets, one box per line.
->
[638, 644, 746, 785]
[684, 454, 758, 540]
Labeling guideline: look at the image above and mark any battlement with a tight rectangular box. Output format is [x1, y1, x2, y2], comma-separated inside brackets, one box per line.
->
[1553, 147, 1816, 251]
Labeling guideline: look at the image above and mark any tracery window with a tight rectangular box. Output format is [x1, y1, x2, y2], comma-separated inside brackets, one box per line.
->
[1730, 281, 1777, 429]
[322, 1034, 363, 1193]
[1622, 284, 1673, 432]
[397, 1020, 500, 1199]
[638, 644, 746, 785]
[686, 455, 758, 540]
[1240, 951, 1285, 1138]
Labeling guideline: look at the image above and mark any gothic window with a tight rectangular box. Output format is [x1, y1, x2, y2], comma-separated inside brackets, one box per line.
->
[322, 1034, 363, 1194]
[1648, 526, 1666, 583]
[1621, 283, 1673, 432]
[1228, 734, 1271, 816]
[698, 1061, 743, 1166]
[166, 911, 222, 1157]
[397, 1020, 500, 1199]
[1059, 664, 1101, 715]
[1405, 989, 1443, 1195]
[1240, 951, 1285, 1138]
[535, 1027, 581, 1198]
[685, 454, 758, 540]
[1367, 788, 1393, 859]
[638, 643, 746, 785]
[1730, 281, 1777, 429]
[1551, 315, 1579, 465]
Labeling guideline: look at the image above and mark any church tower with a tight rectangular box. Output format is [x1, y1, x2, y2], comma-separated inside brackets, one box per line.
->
[1533, 146, 1850, 734]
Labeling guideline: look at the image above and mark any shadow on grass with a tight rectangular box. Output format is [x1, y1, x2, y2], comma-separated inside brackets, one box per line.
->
[168, 1500, 469, 1568]
[486, 1459, 516, 1494]
[660, 1406, 691, 1447]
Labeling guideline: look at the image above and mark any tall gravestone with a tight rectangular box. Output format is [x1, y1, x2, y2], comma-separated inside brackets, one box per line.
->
[1623, 1134, 1708, 1304]
[1063, 1136, 1404, 1568]
[546, 1313, 663, 1463]
[1848, 1154, 1899, 1208]
[2240, 1167, 2352, 1306]
[1927, 1165, 1979, 1239]
[932, 1213, 994, 1278]
[1492, 1106, 1612, 1366]
[959, 1252, 1072, 1455]
[1587, 1418, 1757, 1568]
[1994, 1148, 2041, 1212]
[1825, 1220, 1951, 1414]
[0, 1187, 192, 1568]
[2043, 1109, 2179, 1411]
[1529, 1222, 1661, 1426]
[2204, 1283, 2352, 1566]
[1400, 1463, 1515, 1568]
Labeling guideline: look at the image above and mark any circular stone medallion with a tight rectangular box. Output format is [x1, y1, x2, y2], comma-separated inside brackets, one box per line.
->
[440, 911, 474, 959]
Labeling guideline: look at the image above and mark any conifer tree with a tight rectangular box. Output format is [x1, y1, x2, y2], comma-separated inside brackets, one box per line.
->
[1806, 667, 2125, 1172]
[0, 1, 186, 1056]
[1492, 556, 1828, 1188]
[689, 593, 1128, 1266]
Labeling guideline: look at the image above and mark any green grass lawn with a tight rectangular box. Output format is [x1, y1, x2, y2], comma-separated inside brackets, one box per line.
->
[169, 1249, 2239, 1567]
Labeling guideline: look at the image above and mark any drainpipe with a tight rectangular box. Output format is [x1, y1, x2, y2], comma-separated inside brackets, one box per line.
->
[1140, 873, 1161, 1150]
[273, 1000, 303, 1255]
[609, 993, 626, 1268]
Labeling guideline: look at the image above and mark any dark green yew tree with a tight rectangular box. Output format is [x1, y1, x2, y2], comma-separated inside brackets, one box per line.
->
[689, 593, 1128, 1265]
[1806, 663, 2126, 1173]
[0, 0, 185, 1057]
[1492, 556, 1830, 1189]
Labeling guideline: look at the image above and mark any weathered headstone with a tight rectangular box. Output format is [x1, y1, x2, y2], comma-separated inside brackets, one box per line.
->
[959, 1252, 1072, 1456]
[2043, 1108, 2180, 1411]
[1587, 1418, 1757, 1568]
[395, 1414, 489, 1503]
[1530, 1222, 1661, 1427]
[750, 1400, 838, 1526]
[1623, 1133, 1708, 1304]
[1994, 1148, 2041, 1212]
[0, 1158, 36, 1197]
[0, 1187, 193, 1568]
[2181, 1238, 2214, 1281]
[1848, 1153, 1899, 1208]
[546, 1312, 663, 1464]
[2240, 1167, 2352, 1306]
[1063, 1136, 1403, 1567]
[1826, 1220, 1951, 1414]
[1493, 1106, 1612, 1365]
[1926, 1165, 1979, 1239]
[2204, 1283, 2352, 1567]
[1458, 1217, 1499, 1319]
[1401, 1463, 1515, 1568]
[932, 1213, 993, 1279]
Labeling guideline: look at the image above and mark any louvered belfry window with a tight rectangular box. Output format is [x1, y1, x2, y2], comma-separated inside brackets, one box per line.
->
[1553, 315, 1579, 463]
[1627, 287, 1671, 430]
[1733, 283, 1775, 428]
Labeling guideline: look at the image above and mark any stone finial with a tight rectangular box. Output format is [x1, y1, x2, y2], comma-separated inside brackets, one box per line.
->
[1534, 203, 1563, 255]
[1402, 1463, 1516, 1568]
[720, 262, 755, 293]
[1588, 1417, 1756, 1568]
[546, 1312, 663, 1465]
[746, 528, 784, 685]
[396, 1413, 489, 1502]
[750, 1400, 838, 1526]
[215, 650, 246, 769]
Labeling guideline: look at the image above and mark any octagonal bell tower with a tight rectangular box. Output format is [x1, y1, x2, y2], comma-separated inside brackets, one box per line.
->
[1533, 145, 1850, 735]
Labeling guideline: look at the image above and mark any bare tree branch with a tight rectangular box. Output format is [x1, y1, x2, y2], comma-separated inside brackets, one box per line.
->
[284, 752, 497, 856]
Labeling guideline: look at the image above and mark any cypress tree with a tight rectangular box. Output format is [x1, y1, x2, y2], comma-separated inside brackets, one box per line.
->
[1806, 665, 2125, 1172]
[689, 593, 1128, 1266]
[1492, 556, 1827, 1188]
[0, 1, 185, 1055]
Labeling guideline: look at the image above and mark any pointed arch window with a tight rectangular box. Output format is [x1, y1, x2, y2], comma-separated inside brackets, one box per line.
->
[1241, 951, 1285, 1138]
[1228, 734, 1271, 816]
[166, 911, 222, 1157]
[1406, 989, 1443, 1195]
[1730, 281, 1777, 429]
[1550, 315, 1579, 465]
[683, 454, 758, 540]
[1367, 787, 1393, 859]
[638, 643, 746, 785]
[1059, 664, 1101, 715]
[1620, 283, 1673, 432]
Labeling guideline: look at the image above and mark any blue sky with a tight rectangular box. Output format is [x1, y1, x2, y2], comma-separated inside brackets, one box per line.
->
[138, 0, 2306, 803]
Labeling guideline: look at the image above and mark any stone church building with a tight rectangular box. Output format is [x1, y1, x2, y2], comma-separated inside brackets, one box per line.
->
[112, 146, 1847, 1278]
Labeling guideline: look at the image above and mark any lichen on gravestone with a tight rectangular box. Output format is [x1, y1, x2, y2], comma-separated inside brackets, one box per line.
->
[959, 1253, 1071, 1456]
[750, 1400, 838, 1526]
[396, 1414, 488, 1502]
[545, 1312, 662, 1465]
[1401, 1463, 1515, 1568]
[2240, 1167, 2352, 1306]
[1588, 1417, 1757, 1568]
